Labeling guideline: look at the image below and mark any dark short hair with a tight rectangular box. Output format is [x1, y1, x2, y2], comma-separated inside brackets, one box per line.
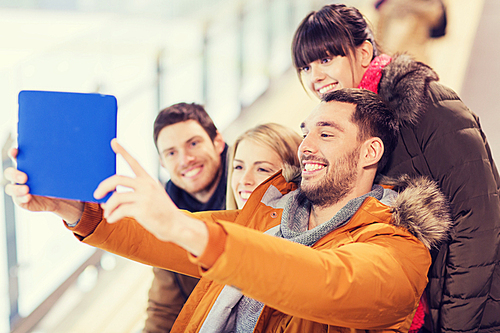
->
[292, 4, 380, 80]
[322, 88, 398, 172]
[153, 102, 217, 147]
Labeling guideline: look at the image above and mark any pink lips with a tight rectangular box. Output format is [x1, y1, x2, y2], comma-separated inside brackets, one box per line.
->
[239, 190, 253, 202]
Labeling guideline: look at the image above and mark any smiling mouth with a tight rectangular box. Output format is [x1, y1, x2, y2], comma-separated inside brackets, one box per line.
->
[239, 191, 252, 200]
[318, 83, 337, 95]
[303, 163, 326, 172]
[182, 166, 202, 178]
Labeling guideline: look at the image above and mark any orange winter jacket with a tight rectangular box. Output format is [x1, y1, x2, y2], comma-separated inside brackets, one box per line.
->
[69, 172, 451, 332]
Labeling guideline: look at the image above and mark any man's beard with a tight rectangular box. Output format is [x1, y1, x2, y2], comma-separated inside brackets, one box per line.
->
[299, 146, 359, 208]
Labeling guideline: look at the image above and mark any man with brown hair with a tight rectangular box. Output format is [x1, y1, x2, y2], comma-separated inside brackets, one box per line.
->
[146, 102, 227, 332]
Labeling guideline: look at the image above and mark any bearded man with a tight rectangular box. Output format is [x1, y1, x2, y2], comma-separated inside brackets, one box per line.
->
[5, 88, 452, 332]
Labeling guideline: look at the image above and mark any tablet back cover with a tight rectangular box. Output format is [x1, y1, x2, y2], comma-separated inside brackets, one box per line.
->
[17, 90, 117, 203]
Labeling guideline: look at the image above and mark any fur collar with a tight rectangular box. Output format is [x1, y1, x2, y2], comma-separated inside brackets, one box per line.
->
[276, 171, 452, 250]
[380, 175, 452, 249]
[379, 54, 439, 125]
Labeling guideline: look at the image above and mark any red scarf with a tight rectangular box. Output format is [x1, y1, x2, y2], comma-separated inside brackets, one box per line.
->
[357, 54, 392, 93]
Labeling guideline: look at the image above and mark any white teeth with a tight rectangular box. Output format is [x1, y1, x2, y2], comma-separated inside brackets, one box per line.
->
[240, 192, 251, 200]
[183, 166, 201, 177]
[318, 84, 335, 94]
[304, 163, 325, 172]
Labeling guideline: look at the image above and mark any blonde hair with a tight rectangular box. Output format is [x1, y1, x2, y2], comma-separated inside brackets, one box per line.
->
[226, 123, 302, 210]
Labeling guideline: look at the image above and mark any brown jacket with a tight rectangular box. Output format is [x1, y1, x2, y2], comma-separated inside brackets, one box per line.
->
[143, 269, 198, 332]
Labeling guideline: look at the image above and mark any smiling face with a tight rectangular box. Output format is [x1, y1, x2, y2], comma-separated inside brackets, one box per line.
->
[292, 4, 376, 99]
[157, 119, 224, 203]
[231, 139, 284, 209]
[295, 39, 373, 99]
[300, 51, 369, 99]
[299, 101, 362, 207]
[300, 55, 358, 98]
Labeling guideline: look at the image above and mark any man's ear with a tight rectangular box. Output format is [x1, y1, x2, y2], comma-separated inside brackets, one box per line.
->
[213, 131, 225, 155]
[358, 40, 374, 68]
[360, 137, 384, 169]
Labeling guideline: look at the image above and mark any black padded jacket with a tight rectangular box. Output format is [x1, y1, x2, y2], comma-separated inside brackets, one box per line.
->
[379, 54, 500, 332]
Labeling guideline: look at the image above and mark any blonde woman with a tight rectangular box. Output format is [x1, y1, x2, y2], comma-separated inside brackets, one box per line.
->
[226, 123, 302, 210]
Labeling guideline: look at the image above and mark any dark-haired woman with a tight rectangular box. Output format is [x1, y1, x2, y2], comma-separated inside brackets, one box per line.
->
[291, 4, 499, 333]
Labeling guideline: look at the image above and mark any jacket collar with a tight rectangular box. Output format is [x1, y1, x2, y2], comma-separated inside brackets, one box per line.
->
[255, 172, 452, 250]
[378, 54, 439, 125]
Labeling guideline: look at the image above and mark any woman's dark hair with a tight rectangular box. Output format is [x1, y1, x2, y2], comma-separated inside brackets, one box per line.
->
[153, 102, 217, 148]
[292, 4, 380, 80]
[322, 88, 398, 173]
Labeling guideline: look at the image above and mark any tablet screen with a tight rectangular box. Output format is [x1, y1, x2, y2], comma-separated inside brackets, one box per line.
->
[17, 90, 117, 203]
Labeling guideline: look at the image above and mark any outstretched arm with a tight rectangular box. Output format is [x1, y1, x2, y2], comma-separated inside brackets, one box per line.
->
[5, 140, 210, 259]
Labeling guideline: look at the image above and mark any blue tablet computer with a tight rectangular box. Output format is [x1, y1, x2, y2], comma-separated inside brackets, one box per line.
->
[17, 90, 117, 203]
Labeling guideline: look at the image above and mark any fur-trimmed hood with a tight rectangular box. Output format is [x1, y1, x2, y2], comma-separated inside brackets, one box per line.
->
[381, 175, 452, 249]
[379, 54, 439, 125]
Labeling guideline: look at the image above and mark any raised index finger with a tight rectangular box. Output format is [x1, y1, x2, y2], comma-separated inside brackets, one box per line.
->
[110, 139, 148, 177]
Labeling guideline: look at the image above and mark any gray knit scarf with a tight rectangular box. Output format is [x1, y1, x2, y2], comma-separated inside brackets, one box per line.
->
[199, 185, 384, 333]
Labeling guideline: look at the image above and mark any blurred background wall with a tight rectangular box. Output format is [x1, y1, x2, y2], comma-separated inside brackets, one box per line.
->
[0, 0, 497, 332]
